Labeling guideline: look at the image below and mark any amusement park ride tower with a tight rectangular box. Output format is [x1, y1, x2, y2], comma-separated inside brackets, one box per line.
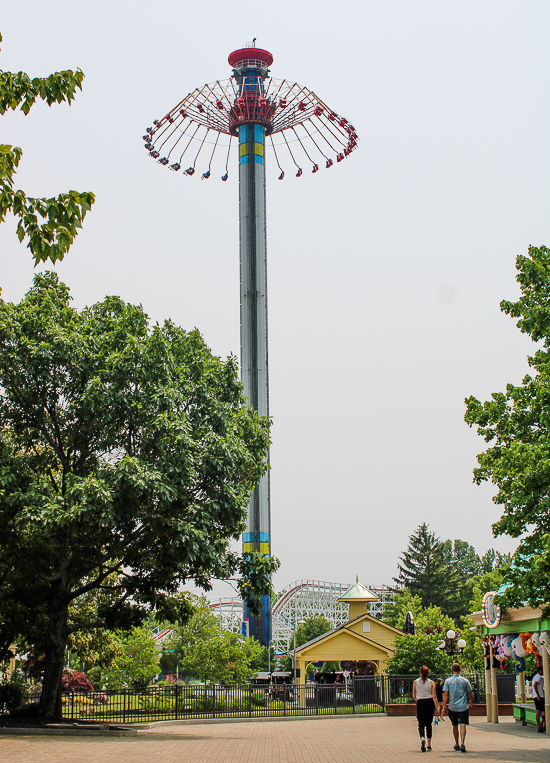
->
[143, 42, 358, 646]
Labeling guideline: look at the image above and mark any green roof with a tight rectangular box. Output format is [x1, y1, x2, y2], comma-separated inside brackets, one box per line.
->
[337, 581, 379, 602]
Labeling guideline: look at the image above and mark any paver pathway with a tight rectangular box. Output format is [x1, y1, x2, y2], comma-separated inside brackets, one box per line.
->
[1, 715, 549, 763]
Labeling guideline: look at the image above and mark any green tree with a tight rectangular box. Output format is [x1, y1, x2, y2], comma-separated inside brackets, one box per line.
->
[161, 595, 265, 684]
[451, 540, 483, 578]
[248, 644, 277, 673]
[382, 589, 456, 635]
[179, 630, 262, 684]
[66, 572, 125, 673]
[394, 524, 463, 618]
[0, 34, 94, 265]
[385, 633, 453, 675]
[294, 616, 332, 648]
[0, 274, 278, 719]
[465, 245, 550, 609]
[118, 626, 159, 688]
[480, 549, 512, 575]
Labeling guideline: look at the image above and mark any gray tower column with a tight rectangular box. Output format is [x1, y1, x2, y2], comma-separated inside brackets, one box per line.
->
[239, 123, 271, 645]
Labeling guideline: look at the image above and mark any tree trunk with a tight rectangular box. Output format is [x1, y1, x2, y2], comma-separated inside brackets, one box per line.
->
[39, 585, 70, 720]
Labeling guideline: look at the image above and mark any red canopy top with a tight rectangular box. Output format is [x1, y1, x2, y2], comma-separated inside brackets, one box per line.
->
[228, 48, 273, 68]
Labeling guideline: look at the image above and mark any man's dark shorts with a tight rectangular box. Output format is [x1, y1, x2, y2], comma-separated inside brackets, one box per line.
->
[534, 697, 545, 712]
[448, 709, 469, 726]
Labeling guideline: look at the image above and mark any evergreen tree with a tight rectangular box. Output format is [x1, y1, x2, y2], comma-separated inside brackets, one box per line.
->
[480, 549, 512, 574]
[451, 540, 483, 578]
[394, 524, 462, 618]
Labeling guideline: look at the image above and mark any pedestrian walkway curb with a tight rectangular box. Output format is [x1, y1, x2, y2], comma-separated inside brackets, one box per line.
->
[133, 712, 387, 729]
[0, 726, 138, 737]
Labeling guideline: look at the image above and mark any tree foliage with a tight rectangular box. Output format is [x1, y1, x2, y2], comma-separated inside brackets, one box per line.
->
[166, 598, 262, 683]
[383, 589, 456, 635]
[393, 525, 509, 621]
[0, 33, 94, 264]
[117, 626, 159, 688]
[66, 574, 126, 672]
[385, 633, 454, 676]
[465, 245, 550, 608]
[0, 274, 278, 718]
[294, 616, 332, 648]
[62, 670, 94, 692]
[394, 524, 464, 619]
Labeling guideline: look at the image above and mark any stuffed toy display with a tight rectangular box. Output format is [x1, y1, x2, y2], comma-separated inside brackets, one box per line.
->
[511, 635, 526, 673]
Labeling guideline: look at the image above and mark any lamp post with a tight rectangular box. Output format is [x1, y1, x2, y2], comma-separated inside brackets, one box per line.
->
[292, 614, 305, 687]
[437, 629, 467, 657]
[268, 639, 273, 676]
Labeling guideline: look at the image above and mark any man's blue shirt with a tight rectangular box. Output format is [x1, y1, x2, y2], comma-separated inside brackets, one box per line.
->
[443, 674, 472, 712]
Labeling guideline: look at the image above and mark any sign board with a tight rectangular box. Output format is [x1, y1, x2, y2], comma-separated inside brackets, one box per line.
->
[482, 591, 502, 629]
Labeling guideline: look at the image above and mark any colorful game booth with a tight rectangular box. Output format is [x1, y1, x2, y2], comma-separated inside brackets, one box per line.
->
[470, 589, 550, 734]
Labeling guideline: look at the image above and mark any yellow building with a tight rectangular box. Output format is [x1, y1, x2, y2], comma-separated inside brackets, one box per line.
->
[2, 644, 16, 679]
[293, 580, 402, 702]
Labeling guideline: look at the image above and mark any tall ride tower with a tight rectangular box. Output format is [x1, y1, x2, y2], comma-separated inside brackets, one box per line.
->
[230, 47, 273, 645]
[142, 42, 358, 647]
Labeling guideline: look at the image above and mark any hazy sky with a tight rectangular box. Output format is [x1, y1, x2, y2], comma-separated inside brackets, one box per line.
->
[1, 1, 549, 599]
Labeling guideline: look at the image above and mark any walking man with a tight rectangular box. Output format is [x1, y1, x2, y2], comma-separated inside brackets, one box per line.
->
[532, 666, 545, 733]
[441, 663, 474, 753]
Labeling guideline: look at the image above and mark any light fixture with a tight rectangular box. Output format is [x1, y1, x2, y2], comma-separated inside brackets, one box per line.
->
[436, 629, 466, 656]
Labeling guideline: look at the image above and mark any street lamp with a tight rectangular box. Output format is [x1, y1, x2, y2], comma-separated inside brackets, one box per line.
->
[437, 629, 467, 656]
[268, 639, 273, 676]
[292, 615, 305, 686]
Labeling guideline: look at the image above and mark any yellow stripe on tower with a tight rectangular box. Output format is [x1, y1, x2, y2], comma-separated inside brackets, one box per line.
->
[243, 542, 270, 554]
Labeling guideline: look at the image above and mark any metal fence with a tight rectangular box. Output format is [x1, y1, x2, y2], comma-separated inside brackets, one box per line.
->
[381, 674, 485, 705]
[61, 678, 385, 724]
[380, 673, 516, 705]
[60, 673, 511, 724]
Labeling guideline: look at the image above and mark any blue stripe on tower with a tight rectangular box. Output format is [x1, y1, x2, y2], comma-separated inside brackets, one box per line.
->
[239, 124, 265, 164]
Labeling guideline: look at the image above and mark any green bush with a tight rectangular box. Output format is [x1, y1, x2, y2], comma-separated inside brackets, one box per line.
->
[189, 696, 215, 712]
[0, 670, 30, 713]
[140, 695, 175, 713]
[86, 666, 103, 690]
[251, 692, 269, 707]
[230, 698, 249, 711]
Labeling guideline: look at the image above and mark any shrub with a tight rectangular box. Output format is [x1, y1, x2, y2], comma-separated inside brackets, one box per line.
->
[251, 692, 269, 707]
[140, 695, 175, 713]
[230, 698, 248, 711]
[62, 670, 94, 692]
[86, 666, 103, 690]
[0, 670, 30, 713]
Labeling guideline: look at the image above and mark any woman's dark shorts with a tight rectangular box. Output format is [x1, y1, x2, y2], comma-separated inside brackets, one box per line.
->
[534, 697, 545, 711]
[448, 709, 469, 726]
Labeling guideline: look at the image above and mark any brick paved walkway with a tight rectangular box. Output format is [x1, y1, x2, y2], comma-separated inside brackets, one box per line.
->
[1, 715, 549, 763]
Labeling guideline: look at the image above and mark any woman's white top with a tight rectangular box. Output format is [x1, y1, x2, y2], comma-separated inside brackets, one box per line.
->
[415, 678, 433, 700]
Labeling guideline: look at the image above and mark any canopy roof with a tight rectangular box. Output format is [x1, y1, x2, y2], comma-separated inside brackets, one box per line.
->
[337, 580, 379, 603]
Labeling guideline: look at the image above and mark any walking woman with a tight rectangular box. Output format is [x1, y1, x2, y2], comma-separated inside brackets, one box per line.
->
[412, 666, 439, 752]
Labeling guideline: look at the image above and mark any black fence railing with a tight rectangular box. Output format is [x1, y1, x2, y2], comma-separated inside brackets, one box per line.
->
[61, 678, 384, 723]
[381, 673, 515, 705]
[382, 674, 485, 705]
[60, 673, 511, 724]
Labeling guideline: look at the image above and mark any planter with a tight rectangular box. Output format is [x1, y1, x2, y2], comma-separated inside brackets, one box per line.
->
[385, 704, 514, 717]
